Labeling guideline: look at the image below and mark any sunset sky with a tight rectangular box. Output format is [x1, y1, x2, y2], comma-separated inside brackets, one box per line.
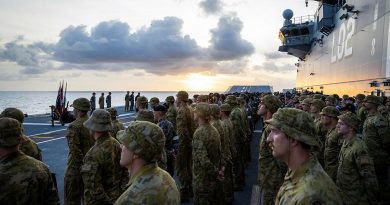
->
[0, 0, 318, 92]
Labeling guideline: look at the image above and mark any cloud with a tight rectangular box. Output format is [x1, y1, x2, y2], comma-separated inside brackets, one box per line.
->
[264, 51, 292, 60]
[199, 0, 223, 15]
[254, 62, 295, 73]
[0, 16, 255, 77]
[207, 15, 255, 60]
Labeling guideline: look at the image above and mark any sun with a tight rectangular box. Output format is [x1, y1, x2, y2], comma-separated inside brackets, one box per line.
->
[185, 73, 214, 91]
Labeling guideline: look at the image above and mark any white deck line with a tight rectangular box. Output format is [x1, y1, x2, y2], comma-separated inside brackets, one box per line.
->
[37, 137, 66, 144]
[28, 128, 67, 137]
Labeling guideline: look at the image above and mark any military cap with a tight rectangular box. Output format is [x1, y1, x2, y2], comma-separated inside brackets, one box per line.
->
[153, 105, 167, 112]
[325, 96, 336, 104]
[83, 109, 112, 132]
[194, 102, 210, 121]
[265, 108, 320, 149]
[165, 96, 175, 103]
[71, 98, 91, 111]
[136, 96, 148, 104]
[342, 94, 349, 99]
[106, 107, 118, 120]
[209, 104, 220, 119]
[197, 95, 209, 103]
[0, 117, 22, 148]
[117, 121, 165, 162]
[363, 95, 382, 105]
[261, 95, 282, 114]
[0, 108, 24, 123]
[298, 96, 307, 102]
[310, 99, 326, 110]
[338, 112, 360, 130]
[320, 106, 340, 118]
[355, 94, 365, 101]
[237, 97, 246, 104]
[136, 110, 154, 123]
[220, 104, 232, 112]
[301, 98, 313, 106]
[225, 95, 238, 106]
[176, 91, 189, 102]
[313, 94, 323, 100]
[149, 97, 160, 104]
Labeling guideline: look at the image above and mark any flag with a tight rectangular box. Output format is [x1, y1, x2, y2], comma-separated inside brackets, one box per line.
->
[55, 81, 62, 113]
[63, 82, 67, 110]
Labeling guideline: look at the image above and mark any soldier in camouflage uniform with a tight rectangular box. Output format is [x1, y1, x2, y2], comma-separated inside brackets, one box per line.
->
[135, 109, 155, 123]
[64, 98, 95, 205]
[335, 112, 379, 205]
[175, 90, 195, 202]
[0, 107, 42, 160]
[238, 96, 251, 162]
[311, 99, 326, 166]
[300, 98, 312, 112]
[136, 96, 148, 111]
[81, 109, 126, 205]
[226, 95, 246, 190]
[362, 95, 390, 203]
[153, 104, 177, 176]
[165, 96, 177, 131]
[149, 97, 160, 109]
[115, 121, 180, 205]
[355, 94, 366, 134]
[99, 93, 105, 109]
[256, 95, 286, 205]
[325, 95, 336, 106]
[0, 117, 59, 205]
[210, 104, 234, 204]
[106, 107, 125, 139]
[320, 106, 342, 181]
[192, 103, 224, 205]
[266, 108, 343, 205]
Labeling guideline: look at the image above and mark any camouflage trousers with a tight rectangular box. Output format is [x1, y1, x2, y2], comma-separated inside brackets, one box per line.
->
[233, 144, 245, 189]
[194, 182, 223, 205]
[64, 167, 83, 205]
[374, 162, 390, 204]
[223, 161, 234, 205]
[176, 142, 193, 200]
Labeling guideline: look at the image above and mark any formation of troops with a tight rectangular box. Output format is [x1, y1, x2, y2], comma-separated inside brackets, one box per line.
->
[0, 90, 390, 205]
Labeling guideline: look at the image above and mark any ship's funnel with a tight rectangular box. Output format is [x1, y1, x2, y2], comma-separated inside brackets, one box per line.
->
[283, 9, 293, 26]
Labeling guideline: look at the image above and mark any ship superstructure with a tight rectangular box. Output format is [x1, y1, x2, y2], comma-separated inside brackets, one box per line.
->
[279, 0, 390, 96]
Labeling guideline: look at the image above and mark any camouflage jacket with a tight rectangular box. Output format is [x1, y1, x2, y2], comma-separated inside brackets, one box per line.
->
[362, 111, 390, 163]
[81, 135, 127, 205]
[20, 134, 42, 160]
[157, 117, 177, 152]
[192, 123, 222, 192]
[66, 115, 94, 169]
[314, 118, 326, 166]
[114, 163, 180, 205]
[99, 96, 104, 108]
[323, 127, 343, 181]
[166, 106, 177, 131]
[221, 118, 237, 159]
[275, 155, 343, 205]
[0, 151, 59, 205]
[176, 105, 195, 146]
[229, 107, 245, 146]
[336, 137, 379, 205]
[110, 119, 125, 139]
[211, 119, 232, 164]
[258, 124, 287, 189]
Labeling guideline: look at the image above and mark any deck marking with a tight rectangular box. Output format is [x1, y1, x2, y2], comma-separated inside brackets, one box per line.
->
[37, 137, 66, 144]
[28, 128, 67, 137]
[24, 122, 69, 126]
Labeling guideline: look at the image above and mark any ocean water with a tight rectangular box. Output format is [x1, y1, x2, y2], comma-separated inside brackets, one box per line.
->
[0, 91, 213, 115]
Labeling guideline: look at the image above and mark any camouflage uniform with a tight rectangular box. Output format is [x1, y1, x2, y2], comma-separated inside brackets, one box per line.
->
[99, 94, 104, 109]
[210, 104, 234, 204]
[149, 97, 160, 109]
[157, 116, 177, 176]
[320, 106, 342, 181]
[115, 121, 180, 205]
[107, 108, 125, 138]
[266, 108, 343, 205]
[0, 108, 42, 160]
[192, 103, 223, 205]
[165, 96, 177, 131]
[0, 117, 59, 205]
[136, 109, 155, 123]
[337, 112, 379, 205]
[81, 110, 126, 205]
[65, 98, 95, 205]
[362, 96, 390, 203]
[136, 96, 148, 110]
[226, 95, 246, 189]
[257, 95, 286, 205]
[175, 91, 195, 201]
